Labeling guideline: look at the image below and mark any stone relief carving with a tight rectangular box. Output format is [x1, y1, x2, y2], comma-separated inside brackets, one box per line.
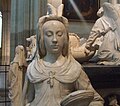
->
[8, 45, 27, 106]
[85, 2, 120, 65]
[22, 3, 104, 106]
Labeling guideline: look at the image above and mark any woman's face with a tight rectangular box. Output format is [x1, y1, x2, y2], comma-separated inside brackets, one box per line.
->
[42, 20, 67, 54]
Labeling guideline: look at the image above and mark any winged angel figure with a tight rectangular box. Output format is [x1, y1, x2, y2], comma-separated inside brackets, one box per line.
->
[85, 2, 120, 65]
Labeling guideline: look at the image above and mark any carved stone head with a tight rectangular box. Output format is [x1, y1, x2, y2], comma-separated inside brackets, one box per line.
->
[37, 15, 69, 58]
[13, 45, 27, 67]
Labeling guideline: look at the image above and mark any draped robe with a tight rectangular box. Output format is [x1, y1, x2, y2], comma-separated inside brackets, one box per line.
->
[27, 56, 104, 106]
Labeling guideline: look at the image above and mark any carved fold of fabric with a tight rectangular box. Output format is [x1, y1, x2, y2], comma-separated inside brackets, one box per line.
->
[27, 55, 81, 84]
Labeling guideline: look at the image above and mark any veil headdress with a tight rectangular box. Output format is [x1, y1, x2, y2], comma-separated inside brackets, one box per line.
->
[13, 45, 27, 67]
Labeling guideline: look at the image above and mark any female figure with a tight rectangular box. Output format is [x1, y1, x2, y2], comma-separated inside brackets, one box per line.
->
[23, 14, 104, 106]
[8, 45, 27, 106]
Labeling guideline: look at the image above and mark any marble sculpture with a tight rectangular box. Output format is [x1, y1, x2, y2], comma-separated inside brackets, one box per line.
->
[8, 45, 27, 106]
[86, 2, 120, 65]
[22, 3, 104, 106]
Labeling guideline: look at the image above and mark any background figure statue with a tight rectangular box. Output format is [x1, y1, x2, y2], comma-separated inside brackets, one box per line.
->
[104, 94, 120, 106]
[23, 3, 104, 106]
[26, 35, 37, 61]
[108, 95, 119, 106]
[8, 45, 27, 106]
[85, 2, 120, 65]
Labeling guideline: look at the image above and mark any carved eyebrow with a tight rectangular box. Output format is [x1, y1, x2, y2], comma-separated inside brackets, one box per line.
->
[57, 28, 65, 32]
[56, 30, 63, 33]
[45, 30, 52, 33]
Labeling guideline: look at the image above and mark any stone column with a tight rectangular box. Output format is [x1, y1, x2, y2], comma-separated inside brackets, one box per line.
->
[1, 0, 11, 65]
[10, 0, 47, 61]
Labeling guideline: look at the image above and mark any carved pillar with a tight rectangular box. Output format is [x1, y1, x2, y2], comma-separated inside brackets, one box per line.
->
[1, 0, 11, 65]
[10, 0, 47, 61]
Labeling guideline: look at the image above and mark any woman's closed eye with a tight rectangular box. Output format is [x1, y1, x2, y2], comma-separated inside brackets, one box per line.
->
[46, 31, 53, 37]
[57, 31, 63, 37]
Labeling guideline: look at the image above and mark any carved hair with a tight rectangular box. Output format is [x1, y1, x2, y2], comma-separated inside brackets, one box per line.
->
[37, 15, 69, 58]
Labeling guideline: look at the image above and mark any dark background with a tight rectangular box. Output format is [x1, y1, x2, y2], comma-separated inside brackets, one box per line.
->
[62, 0, 100, 21]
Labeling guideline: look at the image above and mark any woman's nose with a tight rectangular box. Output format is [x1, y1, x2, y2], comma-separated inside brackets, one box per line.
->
[52, 35, 57, 43]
